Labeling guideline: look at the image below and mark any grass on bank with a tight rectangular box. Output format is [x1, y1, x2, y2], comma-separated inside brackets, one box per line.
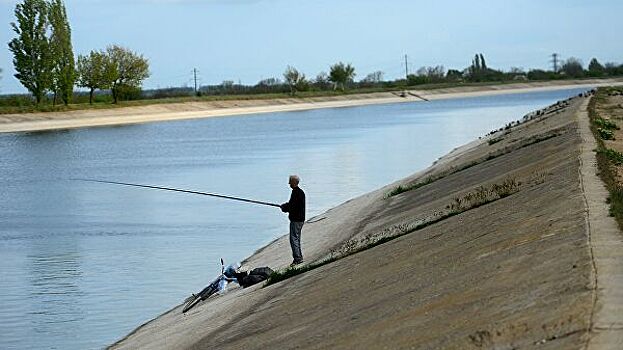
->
[386, 131, 562, 198]
[0, 86, 398, 115]
[589, 87, 623, 227]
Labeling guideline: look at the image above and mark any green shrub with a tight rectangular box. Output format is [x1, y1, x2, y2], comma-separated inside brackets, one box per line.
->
[590, 87, 623, 231]
[594, 117, 619, 130]
[597, 148, 623, 165]
[115, 85, 143, 101]
[598, 128, 615, 140]
[387, 185, 407, 197]
[386, 177, 435, 198]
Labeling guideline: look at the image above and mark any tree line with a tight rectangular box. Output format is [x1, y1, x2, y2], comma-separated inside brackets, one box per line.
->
[7, 0, 149, 105]
[3, 1, 622, 106]
[221, 54, 622, 98]
[281, 62, 356, 96]
[407, 53, 623, 85]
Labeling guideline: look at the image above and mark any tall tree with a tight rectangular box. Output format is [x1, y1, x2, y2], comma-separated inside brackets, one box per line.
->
[473, 54, 481, 71]
[467, 53, 493, 82]
[105, 45, 150, 103]
[479, 53, 487, 70]
[588, 58, 604, 77]
[48, 0, 75, 105]
[283, 65, 306, 96]
[329, 62, 355, 91]
[561, 57, 584, 78]
[604, 62, 623, 76]
[416, 66, 446, 83]
[76, 50, 114, 104]
[361, 71, 384, 83]
[8, 0, 53, 104]
[256, 77, 281, 87]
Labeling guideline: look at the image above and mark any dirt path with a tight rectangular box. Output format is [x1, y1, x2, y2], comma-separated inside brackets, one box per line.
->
[109, 91, 619, 349]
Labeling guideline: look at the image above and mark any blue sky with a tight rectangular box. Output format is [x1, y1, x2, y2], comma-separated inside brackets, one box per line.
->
[1, 0, 622, 94]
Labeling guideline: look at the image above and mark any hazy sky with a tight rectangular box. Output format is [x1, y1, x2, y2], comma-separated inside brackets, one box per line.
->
[0, 0, 622, 94]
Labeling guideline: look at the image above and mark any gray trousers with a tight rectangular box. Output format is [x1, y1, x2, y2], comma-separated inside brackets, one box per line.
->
[289, 221, 304, 262]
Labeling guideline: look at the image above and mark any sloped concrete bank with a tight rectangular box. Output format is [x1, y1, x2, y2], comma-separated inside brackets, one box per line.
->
[111, 92, 622, 349]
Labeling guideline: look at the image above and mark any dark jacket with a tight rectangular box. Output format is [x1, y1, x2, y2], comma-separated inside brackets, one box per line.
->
[281, 187, 305, 222]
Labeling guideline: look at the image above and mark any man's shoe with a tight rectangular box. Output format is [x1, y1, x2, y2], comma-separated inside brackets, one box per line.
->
[289, 260, 303, 267]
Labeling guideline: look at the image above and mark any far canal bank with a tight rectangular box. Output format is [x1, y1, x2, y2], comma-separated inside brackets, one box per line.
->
[1, 78, 622, 133]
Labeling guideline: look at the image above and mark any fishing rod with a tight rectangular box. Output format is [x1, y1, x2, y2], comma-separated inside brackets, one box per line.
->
[75, 179, 281, 208]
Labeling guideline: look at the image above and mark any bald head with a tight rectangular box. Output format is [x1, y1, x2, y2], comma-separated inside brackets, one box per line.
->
[289, 175, 300, 188]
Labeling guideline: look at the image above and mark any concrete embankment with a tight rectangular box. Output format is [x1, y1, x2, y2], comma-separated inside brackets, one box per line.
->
[111, 92, 623, 349]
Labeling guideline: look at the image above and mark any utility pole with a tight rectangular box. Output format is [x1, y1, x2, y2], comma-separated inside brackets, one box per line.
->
[404, 54, 409, 80]
[551, 53, 559, 73]
[193, 68, 198, 95]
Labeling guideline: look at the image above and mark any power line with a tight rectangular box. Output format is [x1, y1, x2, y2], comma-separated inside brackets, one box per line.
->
[404, 54, 409, 79]
[551, 53, 560, 73]
[193, 68, 198, 95]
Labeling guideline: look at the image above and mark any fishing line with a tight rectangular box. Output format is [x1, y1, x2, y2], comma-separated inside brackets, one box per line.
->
[74, 179, 281, 208]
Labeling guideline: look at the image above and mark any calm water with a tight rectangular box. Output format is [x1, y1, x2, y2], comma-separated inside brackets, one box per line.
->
[0, 88, 586, 349]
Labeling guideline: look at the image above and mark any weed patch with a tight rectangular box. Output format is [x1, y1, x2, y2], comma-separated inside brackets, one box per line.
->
[386, 176, 435, 198]
[593, 117, 619, 130]
[597, 148, 623, 165]
[446, 178, 520, 212]
[589, 88, 623, 229]
[598, 128, 615, 140]
[386, 132, 560, 198]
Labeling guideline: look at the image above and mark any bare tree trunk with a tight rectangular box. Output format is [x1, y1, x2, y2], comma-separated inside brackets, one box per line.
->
[112, 85, 118, 104]
[33, 84, 43, 105]
[89, 88, 94, 104]
[62, 89, 71, 106]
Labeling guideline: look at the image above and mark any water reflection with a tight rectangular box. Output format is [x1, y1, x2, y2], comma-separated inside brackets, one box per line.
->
[27, 241, 84, 347]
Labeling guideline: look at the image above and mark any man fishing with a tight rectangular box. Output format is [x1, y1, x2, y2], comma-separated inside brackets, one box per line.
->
[280, 175, 306, 266]
[78, 177, 307, 265]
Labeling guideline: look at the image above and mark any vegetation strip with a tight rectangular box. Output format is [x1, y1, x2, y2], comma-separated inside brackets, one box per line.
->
[386, 130, 562, 198]
[588, 87, 623, 227]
